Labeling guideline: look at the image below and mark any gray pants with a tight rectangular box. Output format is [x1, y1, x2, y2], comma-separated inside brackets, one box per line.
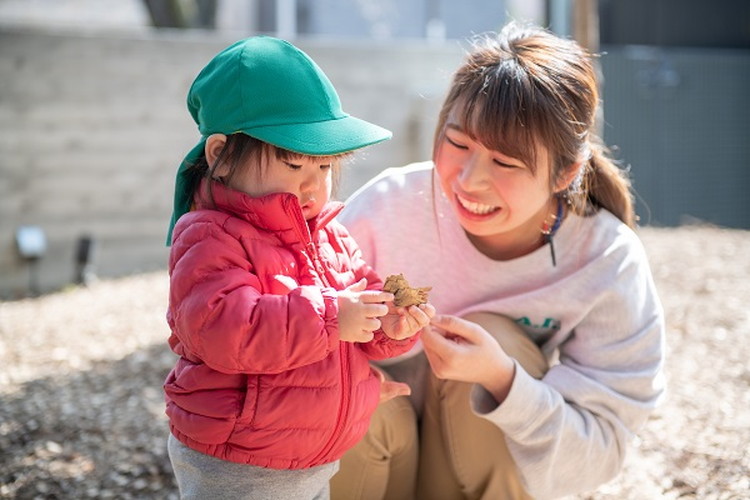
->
[168, 433, 339, 500]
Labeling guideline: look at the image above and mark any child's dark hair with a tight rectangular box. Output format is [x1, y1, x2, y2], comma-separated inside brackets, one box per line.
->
[184, 133, 344, 205]
[433, 23, 635, 227]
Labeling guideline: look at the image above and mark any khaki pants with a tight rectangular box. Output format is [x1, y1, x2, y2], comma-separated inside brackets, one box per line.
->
[331, 312, 549, 500]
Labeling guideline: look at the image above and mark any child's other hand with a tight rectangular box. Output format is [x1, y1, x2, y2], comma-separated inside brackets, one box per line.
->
[372, 365, 411, 403]
[381, 302, 435, 340]
[337, 278, 393, 343]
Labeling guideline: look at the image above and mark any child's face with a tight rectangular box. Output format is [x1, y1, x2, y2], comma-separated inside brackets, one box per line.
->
[434, 106, 559, 256]
[227, 152, 334, 220]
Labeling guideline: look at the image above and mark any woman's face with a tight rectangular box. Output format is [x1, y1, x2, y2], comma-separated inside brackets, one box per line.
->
[434, 107, 558, 258]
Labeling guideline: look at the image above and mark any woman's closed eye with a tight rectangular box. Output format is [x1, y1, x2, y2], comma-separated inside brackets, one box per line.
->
[492, 158, 520, 169]
[445, 135, 468, 150]
[445, 133, 523, 170]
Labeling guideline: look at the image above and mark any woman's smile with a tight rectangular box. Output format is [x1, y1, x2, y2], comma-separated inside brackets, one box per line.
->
[456, 193, 501, 217]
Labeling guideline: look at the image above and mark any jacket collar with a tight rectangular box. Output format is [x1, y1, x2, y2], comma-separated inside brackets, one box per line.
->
[194, 178, 343, 241]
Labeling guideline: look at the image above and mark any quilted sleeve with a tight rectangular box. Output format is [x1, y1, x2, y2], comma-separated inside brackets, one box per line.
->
[168, 217, 339, 375]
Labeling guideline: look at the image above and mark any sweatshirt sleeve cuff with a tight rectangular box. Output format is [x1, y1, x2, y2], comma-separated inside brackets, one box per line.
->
[471, 360, 548, 434]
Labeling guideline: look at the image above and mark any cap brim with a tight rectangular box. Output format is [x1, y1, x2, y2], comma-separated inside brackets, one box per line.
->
[243, 115, 392, 156]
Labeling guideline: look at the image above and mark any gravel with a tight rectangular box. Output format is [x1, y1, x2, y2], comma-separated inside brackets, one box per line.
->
[1, 225, 749, 499]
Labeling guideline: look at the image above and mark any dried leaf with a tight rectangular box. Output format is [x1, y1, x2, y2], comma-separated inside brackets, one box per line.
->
[383, 273, 432, 307]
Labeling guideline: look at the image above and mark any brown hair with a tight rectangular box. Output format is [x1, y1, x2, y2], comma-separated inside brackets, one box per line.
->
[434, 23, 635, 227]
[185, 133, 346, 206]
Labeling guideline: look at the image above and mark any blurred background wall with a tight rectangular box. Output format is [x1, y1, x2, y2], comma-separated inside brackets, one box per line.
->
[598, 0, 750, 229]
[1, 0, 748, 298]
[0, 28, 463, 298]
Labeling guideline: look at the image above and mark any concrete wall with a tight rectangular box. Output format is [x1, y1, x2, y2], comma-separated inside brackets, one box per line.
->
[0, 27, 463, 298]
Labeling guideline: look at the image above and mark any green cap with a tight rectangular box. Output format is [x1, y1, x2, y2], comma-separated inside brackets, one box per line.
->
[167, 36, 392, 244]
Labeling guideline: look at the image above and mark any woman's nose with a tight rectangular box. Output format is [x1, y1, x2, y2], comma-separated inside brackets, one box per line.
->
[457, 153, 489, 190]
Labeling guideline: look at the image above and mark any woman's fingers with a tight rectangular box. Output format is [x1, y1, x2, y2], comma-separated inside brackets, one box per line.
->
[430, 314, 481, 343]
[422, 324, 454, 359]
[430, 313, 469, 332]
[424, 315, 515, 392]
[422, 326, 454, 376]
[423, 316, 488, 378]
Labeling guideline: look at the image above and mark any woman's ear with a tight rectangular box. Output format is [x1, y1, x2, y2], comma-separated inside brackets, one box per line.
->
[554, 161, 584, 193]
[205, 134, 229, 178]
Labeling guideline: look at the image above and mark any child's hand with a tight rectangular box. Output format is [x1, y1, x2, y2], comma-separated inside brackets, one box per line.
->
[372, 365, 411, 403]
[337, 278, 393, 343]
[380, 302, 435, 340]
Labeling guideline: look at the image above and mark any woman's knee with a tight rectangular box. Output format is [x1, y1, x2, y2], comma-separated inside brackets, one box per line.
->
[461, 311, 524, 339]
[461, 311, 549, 379]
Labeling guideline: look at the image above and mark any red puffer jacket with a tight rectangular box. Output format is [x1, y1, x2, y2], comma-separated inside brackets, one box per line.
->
[164, 179, 417, 469]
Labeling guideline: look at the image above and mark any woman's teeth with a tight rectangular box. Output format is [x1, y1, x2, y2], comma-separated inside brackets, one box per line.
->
[457, 195, 498, 215]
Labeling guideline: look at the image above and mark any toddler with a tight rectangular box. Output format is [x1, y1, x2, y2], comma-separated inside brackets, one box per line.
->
[163, 36, 433, 499]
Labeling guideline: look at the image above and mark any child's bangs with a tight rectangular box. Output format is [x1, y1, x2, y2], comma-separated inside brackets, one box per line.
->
[273, 147, 307, 162]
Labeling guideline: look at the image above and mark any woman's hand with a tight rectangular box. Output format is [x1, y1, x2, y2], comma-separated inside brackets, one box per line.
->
[380, 302, 436, 340]
[423, 314, 516, 404]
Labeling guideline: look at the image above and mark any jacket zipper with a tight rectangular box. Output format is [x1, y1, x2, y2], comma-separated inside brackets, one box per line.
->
[288, 200, 351, 465]
[305, 240, 351, 466]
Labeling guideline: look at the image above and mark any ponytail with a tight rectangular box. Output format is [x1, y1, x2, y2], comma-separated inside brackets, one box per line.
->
[580, 137, 636, 228]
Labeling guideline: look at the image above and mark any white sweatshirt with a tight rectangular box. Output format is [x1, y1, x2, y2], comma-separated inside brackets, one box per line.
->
[338, 162, 666, 499]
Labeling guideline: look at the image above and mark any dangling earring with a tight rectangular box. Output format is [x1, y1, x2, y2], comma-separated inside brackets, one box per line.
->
[541, 197, 564, 267]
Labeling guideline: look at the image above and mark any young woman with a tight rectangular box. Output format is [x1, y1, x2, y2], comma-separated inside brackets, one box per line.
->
[332, 23, 666, 500]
